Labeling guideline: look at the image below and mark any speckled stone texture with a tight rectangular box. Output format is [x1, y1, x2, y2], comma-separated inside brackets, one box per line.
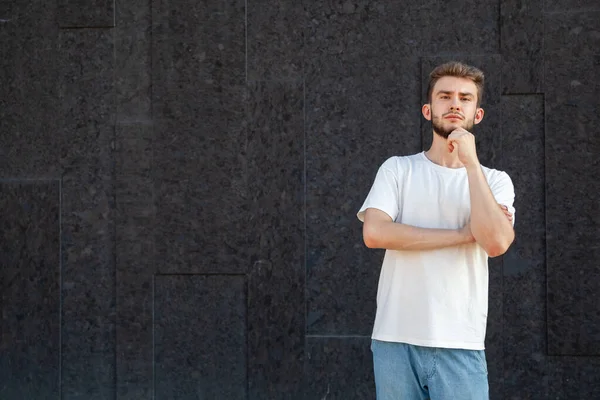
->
[545, 0, 600, 12]
[58, 0, 114, 28]
[152, 0, 247, 274]
[247, 0, 303, 81]
[152, 0, 245, 88]
[115, 124, 154, 399]
[0, 0, 59, 178]
[305, 337, 375, 399]
[154, 274, 246, 399]
[545, 11, 600, 356]
[304, 1, 498, 76]
[151, 81, 248, 273]
[115, 0, 151, 122]
[114, 1, 154, 397]
[59, 30, 116, 399]
[547, 357, 600, 399]
[0, 181, 60, 399]
[544, 11, 600, 57]
[247, 81, 305, 398]
[500, 0, 544, 93]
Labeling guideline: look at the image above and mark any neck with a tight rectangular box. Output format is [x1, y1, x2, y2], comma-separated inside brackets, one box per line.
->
[424, 132, 464, 168]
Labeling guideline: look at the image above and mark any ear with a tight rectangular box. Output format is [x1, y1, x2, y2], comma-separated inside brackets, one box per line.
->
[474, 107, 485, 125]
[422, 104, 432, 121]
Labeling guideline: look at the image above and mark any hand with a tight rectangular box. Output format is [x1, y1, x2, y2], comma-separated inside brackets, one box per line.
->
[447, 128, 479, 167]
[500, 204, 513, 223]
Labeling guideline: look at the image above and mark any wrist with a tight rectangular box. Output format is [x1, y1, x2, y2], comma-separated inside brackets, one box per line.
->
[464, 159, 482, 173]
[463, 231, 475, 244]
[458, 226, 475, 244]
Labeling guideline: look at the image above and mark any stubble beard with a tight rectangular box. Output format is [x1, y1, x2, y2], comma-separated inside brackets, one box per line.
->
[432, 111, 476, 139]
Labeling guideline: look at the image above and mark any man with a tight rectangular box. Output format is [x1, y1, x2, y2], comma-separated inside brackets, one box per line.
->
[357, 61, 515, 400]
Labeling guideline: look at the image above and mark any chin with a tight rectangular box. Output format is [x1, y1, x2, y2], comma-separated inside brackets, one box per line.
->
[450, 122, 473, 132]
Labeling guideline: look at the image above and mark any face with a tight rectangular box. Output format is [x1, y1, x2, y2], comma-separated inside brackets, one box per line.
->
[422, 76, 484, 139]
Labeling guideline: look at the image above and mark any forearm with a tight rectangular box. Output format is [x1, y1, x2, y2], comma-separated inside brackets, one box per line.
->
[363, 220, 474, 251]
[466, 164, 515, 256]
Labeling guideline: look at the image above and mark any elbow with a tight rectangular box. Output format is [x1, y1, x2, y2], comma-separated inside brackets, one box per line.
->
[486, 245, 507, 258]
[364, 239, 378, 249]
[485, 234, 515, 258]
[363, 231, 378, 249]
[362, 224, 381, 249]
[473, 224, 514, 258]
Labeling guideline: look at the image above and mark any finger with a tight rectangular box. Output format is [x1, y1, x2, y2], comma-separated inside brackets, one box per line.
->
[449, 128, 467, 135]
[449, 141, 458, 153]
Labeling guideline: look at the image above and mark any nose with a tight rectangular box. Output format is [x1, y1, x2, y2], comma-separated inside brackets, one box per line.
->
[450, 96, 461, 111]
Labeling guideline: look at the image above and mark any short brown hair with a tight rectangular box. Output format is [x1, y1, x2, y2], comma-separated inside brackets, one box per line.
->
[427, 61, 485, 106]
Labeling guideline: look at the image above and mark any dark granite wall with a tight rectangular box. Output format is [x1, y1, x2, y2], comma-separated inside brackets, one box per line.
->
[1, 0, 599, 398]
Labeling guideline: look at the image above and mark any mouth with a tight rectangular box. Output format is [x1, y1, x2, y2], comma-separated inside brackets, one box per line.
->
[444, 114, 464, 121]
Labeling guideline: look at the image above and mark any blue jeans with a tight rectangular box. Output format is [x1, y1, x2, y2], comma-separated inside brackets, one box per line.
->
[371, 339, 489, 400]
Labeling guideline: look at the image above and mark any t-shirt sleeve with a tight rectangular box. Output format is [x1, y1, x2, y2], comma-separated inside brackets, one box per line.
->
[489, 171, 516, 226]
[357, 158, 400, 223]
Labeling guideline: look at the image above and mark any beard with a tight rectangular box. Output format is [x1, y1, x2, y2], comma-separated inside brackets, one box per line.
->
[432, 110, 476, 139]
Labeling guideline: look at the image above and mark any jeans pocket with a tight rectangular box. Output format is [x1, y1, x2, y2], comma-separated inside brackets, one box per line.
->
[474, 350, 488, 374]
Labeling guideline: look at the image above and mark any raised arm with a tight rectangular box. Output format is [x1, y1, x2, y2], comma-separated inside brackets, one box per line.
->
[448, 128, 515, 257]
[362, 208, 475, 251]
[466, 167, 515, 257]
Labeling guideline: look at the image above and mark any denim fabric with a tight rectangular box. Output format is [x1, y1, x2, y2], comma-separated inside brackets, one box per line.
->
[371, 339, 489, 400]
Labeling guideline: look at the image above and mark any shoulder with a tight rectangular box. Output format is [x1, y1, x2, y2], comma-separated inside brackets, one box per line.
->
[380, 152, 424, 172]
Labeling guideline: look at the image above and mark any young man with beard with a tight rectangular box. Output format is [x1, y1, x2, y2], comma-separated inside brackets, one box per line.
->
[357, 61, 515, 399]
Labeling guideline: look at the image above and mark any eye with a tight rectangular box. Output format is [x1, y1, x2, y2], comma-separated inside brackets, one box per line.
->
[461, 97, 472, 102]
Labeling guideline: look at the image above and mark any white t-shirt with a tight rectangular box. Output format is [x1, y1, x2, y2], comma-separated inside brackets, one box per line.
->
[357, 152, 515, 350]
